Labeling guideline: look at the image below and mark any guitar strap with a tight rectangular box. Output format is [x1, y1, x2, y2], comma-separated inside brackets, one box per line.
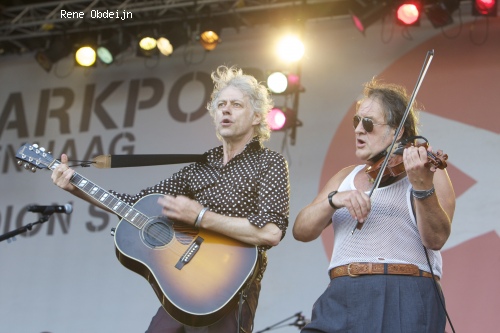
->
[92, 154, 206, 168]
[237, 253, 265, 333]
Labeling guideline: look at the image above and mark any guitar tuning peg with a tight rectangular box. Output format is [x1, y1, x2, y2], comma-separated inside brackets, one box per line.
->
[23, 163, 31, 170]
[30, 166, 37, 173]
[32, 144, 39, 148]
[17, 160, 22, 166]
[40, 147, 46, 152]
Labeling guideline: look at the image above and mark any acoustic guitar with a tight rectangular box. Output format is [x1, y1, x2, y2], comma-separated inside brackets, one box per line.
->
[16, 143, 258, 327]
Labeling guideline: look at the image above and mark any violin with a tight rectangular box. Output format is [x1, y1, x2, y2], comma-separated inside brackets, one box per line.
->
[365, 136, 448, 184]
[352, 49, 435, 234]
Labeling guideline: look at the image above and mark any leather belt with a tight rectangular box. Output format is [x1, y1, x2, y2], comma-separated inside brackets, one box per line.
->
[330, 263, 439, 281]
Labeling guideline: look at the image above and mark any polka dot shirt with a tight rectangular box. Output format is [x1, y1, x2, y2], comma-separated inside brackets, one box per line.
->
[111, 136, 290, 251]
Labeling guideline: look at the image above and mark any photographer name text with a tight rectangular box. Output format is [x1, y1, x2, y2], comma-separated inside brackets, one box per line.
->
[60, 9, 133, 20]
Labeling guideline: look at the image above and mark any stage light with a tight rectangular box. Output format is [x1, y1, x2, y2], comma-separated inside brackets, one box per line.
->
[35, 36, 72, 72]
[267, 72, 288, 94]
[137, 30, 158, 57]
[349, 0, 392, 34]
[472, 0, 497, 16]
[75, 45, 96, 67]
[396, 1, 422, 26]
[97, 31, 131, 65]
[267, 71, 302, 95]
[268, 108, 287, 131]
[276, 35, 304, 62]
[156, 38, 173, 56]
[198, 20, 221, 51]
[267, 107, 297, 131]
[199, 29, 220, 51]
[157, 25, 190, 56]
[139, 36, 156, 51]
[425, 0, 459, 28]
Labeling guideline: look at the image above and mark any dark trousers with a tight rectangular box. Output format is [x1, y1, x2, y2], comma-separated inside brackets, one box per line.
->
[302, 275, 446, 333]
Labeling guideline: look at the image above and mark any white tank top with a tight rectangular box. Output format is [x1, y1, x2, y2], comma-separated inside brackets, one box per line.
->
[328, 165, 442, 277]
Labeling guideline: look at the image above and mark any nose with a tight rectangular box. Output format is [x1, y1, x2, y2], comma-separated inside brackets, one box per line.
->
[354, 119, 365, 133]
[221, 104, 231, 114]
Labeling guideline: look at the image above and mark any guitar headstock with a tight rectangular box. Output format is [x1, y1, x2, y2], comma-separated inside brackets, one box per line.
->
[16, 143, 58, 173]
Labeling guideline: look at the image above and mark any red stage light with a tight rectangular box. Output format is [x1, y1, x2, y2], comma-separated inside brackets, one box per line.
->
[268, 108, 287, 131]
[267, 107, 298, 132]
[349, 0, 392, 34]
[396, 2, 421, 25]
[473, 0, 497, 16]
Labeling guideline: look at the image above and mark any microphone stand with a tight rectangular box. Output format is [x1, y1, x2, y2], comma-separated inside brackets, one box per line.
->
[0, 214, 51, 242]
[256, 312, 307, 332]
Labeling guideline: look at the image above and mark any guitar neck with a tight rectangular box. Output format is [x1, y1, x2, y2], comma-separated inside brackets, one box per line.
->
[70, 172, 147, 230]
[15, 143, 147, 230]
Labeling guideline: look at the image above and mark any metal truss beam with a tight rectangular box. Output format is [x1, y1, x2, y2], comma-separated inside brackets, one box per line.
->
[0, 0, 348, 42]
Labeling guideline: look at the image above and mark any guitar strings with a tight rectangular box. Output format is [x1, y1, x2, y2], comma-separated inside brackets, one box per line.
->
[144, 223, 199, 255]
[31, 150, 197, 256]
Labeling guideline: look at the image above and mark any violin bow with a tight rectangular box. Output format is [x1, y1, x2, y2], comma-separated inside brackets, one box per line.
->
[352, 49, 435, 235]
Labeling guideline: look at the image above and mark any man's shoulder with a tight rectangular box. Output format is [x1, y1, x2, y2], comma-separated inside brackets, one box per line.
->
[333, 165, 361, 182]
[259, 146, 286, 162]
[202, 144, 223, 161]
[338, 165, 359, 175]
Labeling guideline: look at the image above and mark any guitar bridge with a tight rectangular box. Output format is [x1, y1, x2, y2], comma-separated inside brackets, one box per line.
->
[175, 236, 204, 270]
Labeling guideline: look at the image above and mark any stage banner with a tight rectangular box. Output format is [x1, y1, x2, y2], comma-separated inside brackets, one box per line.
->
[1, 14, 498, 333]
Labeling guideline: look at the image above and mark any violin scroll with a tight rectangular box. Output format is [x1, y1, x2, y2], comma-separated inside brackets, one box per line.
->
[425, 148, 448, 170]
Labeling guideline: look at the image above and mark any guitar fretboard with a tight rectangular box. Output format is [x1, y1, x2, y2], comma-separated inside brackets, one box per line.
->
[70, 172, 147, 230]
[16, 144, 150, 231]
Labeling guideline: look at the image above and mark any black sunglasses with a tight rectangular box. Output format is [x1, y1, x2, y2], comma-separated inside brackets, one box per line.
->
[353, 115, 388, 133]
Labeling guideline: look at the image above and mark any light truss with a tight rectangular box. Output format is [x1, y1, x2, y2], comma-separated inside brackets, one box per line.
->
[0, 0, 348, 53]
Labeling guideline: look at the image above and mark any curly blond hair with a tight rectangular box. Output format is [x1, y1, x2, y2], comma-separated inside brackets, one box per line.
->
[207, 65, 273, 141]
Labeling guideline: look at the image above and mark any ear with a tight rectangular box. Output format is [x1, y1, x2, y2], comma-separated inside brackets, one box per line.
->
[252, 111, 262, 126]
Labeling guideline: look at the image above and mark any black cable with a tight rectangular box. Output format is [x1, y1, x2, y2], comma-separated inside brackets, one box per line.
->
[412, 191, 455, 332]
[423, 246, 456, 333]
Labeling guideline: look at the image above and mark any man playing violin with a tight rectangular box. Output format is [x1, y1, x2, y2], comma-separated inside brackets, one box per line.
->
[293, 79, 455, 333]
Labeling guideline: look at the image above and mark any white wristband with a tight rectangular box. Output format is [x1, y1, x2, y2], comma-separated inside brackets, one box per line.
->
[194, 207, 209, 228]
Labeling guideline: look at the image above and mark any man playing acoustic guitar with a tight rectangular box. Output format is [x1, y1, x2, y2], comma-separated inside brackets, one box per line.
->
[51, 65, 290, 332]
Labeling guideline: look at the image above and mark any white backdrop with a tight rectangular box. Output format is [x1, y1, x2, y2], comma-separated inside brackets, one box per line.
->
[1, 8, 499, 333]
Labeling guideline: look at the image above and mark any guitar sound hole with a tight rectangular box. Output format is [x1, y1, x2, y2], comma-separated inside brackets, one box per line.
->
[143, 216, 174, 248]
